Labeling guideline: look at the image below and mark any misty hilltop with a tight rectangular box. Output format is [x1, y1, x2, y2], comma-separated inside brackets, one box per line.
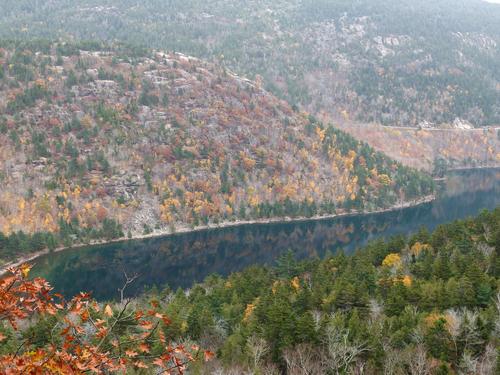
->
[0, 0, 499, 128]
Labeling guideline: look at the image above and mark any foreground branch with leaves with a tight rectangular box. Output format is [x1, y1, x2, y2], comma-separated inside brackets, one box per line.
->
[0, 265, 212, 373]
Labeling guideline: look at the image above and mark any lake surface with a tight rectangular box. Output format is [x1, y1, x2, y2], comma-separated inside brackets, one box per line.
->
[32, 169, 500, 300]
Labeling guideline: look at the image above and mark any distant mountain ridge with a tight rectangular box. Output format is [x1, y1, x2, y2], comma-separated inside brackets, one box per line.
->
[0, 0, 498, 128]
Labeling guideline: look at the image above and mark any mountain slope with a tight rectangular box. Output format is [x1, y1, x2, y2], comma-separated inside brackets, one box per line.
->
[0, 0, 498, 128]
[332, 121, 499, 171]
[0, 42, 434, 261]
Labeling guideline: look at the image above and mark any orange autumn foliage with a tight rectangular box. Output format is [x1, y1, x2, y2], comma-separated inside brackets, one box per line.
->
[96, 206, 108, 222]
[0, 265, 213, 374]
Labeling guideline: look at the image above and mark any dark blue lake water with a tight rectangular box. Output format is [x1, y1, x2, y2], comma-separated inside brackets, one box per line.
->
[32, 169, 499, 300]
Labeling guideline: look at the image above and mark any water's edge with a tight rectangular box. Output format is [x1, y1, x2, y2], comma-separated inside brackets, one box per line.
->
[27, 168, 500, 300]
[0, 194, 436, 275]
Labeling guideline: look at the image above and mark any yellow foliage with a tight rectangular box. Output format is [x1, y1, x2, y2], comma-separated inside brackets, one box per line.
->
[21, 264, 32, 278]
[378, 174, 391, 186]
[240, 151, 256, 171]
[35, 79, 46, 88]
[272, 280, 280, 294]
[282, 182, 298, 200]
[81, 114, 94, 128]
[291, 276, 300, 291]
[18, 199, 26, 211]
[299, 149, 309, 161]
[180, 321, 188, 333]
[315, 126, 326, 142]
[243, 300, 258, 322]
[382, 253, 402, 268]
[163, 197, 181, 210]
[248, 195, 259, 207]
[410, 242, 431, 256]
[72, 186, 81, 199]
[424, 313, 444, 327]
[37, 194, 52, 214]
[402, 275, 412, 287]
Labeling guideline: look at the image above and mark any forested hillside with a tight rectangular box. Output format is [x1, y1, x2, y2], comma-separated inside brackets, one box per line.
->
[1, 209, 499, 373]
[0, 41, 434, 264]
[333, 121, 500, 171]
[0, 2, 498, 374]
[0, 0, 498, 128]
[119, 208, 500, 373]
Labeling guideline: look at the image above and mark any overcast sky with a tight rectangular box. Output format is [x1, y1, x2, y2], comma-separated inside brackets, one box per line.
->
[483, 0, 500, 3]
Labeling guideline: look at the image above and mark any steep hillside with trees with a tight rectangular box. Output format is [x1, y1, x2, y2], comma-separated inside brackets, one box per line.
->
[124, 208, 500, 373]
[0, 0, 498, 128]
[0, 42, 434, 264]
[333, 121, 500, 171]
[1, 209, 498, 374]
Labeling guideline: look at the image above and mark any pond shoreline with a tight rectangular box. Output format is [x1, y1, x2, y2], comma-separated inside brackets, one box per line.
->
[0, 194, 436, 276]
[432, 165, 500, 181]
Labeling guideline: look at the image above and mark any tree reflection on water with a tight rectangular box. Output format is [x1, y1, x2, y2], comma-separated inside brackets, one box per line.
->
[32, 169, 499, 300]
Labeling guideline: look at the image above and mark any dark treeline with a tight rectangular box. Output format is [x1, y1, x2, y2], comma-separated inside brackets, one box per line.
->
[0, 218, 123, 263]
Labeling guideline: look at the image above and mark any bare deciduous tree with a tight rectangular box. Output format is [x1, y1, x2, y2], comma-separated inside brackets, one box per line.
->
[311, 309, 323, 330]
[446, 308, 463, 359]
[461, 310, 483, 351]
[460, 343, 498, 375]
[476, 344, 498, 375]
[406, 344, 431, 375]
[351, 359, 367, 375]
[494, 292, 500, 336]
[383, 345, 405, 375]
[261, 362, 281, 375]
[322, 325, 368, 375]
[460, 350, 480, 375]
[283, 343, 326, 375]
[369, 299, 383, 322]
[246, 335, 270, 370]
[118, 270, 139, 304]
